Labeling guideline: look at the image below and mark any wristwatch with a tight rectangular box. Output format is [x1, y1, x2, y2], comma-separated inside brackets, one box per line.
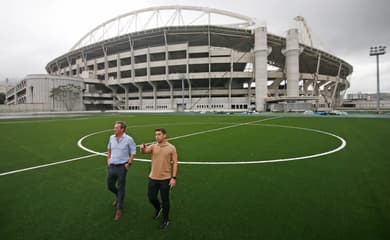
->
[171, 176, 176, 179]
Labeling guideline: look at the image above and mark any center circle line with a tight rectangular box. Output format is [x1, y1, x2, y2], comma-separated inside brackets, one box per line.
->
[77, 122, 347, 165]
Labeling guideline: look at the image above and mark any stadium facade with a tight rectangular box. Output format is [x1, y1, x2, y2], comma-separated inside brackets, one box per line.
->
[10, 6, 353, 112]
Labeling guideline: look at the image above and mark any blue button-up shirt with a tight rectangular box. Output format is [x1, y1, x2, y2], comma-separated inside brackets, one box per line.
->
[107, 133, 137, 164]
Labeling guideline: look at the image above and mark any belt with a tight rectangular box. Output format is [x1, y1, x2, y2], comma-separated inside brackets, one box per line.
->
[110, 163, 126, 166]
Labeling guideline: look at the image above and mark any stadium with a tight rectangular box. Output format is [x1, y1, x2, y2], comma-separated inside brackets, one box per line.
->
[45, 5, 353, 112]
[2, 5, 390, 240]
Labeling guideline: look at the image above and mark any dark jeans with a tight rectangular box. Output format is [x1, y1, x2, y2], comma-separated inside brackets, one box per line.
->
[148, 178, 171, 221]
[107, 164, 127, 209]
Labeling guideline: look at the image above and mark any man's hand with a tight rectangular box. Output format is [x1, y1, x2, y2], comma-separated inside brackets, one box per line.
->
[140, 144, 146, 153]
[169, 178, 176, 188]
[125, 162, 131, 170]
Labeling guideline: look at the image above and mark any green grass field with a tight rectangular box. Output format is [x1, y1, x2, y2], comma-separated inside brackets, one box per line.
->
[0, 113, 389, 240]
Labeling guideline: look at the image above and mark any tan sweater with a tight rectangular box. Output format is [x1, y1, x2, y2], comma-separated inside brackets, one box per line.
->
[149, 142, 177, 180]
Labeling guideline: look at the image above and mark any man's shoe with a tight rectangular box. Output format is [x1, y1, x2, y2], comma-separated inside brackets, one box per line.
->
[112, 199, 118, 207]
[114, 210, 122, 221]
[160, 220, 169, 230]
[153, 208, 162, 220]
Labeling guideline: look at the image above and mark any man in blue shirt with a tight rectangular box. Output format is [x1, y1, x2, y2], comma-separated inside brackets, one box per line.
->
[107, 121, 137, 220]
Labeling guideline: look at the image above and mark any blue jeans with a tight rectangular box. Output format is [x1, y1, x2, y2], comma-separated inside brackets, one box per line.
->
[107, 164, 127, 209]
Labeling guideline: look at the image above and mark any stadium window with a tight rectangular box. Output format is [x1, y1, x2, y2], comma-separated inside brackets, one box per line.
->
[120, 57, 131, 66]
[189, 52, 209, 58]
[150, 52, 165, 61]
[108, 72, 117, 79]
[211, 63, 231, 72]
[189, 64, 209, 73]
[97, 62, 105, 70]
[151, 67, 166, 75]
[135, 68, 147, 77]
[233, 63, 247, 71]
[108, 60, 117, 68]
[120, 71, 131, 78]
[168, 50, 186, 60]
[134, 55, 147, 64]
[168, 65, 186, 74]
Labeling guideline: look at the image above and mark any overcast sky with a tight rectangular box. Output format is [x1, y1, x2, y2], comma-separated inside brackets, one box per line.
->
[0, 0, 389, 93]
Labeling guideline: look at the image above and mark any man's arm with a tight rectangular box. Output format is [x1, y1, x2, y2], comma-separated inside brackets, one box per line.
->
[169, 147, 178, 188]
[140, 144, 153, 154]
[107, 138, 111, 166]
[107, 149, 111, 166]
[125, 154, 135, 170]
[125, 139, 137, 169]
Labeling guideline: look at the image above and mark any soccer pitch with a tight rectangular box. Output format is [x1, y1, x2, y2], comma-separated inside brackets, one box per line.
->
[0, 113, 389, 239]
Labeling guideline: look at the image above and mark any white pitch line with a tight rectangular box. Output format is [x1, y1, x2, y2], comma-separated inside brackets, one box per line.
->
[0, 117, 91, 124]
[77, 118, 347, 165]
[0, 117, 281, 176]
[0, 154, 98, 177]
[77, 116, 283, 158]
[174, 123, 347, 165]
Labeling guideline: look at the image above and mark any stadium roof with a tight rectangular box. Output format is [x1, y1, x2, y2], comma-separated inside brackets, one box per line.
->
[71, 5, 257, 51]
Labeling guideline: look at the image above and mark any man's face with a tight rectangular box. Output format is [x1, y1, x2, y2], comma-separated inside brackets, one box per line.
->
[155, 131, 166, 143]
[114, 123, 124, 136]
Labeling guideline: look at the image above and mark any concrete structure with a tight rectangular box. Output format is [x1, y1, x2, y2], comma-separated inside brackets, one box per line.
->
[0, 84, 6, 94]
[40, 6, 353, 112]
[5, 74, 84, 111]
[341, 92, 390, 110]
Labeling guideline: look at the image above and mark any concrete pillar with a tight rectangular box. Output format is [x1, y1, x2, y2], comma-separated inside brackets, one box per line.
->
[119, 84, 129, 110]
[283, 29, 302, 97]
[186, 44, 192, 108]
[254, 26, 270, 112]
[187, 79, 192, 108]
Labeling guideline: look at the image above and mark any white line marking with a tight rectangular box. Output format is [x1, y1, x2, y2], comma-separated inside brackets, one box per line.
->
[0, 116, 347, 176]
[0, 117, 279, 176]
[77, 118, 347, 165]
[0, 117, 90, 124]
[0, 154, 98, 177]
[175, 123, 347, 164]
[77, 116, 283, 158]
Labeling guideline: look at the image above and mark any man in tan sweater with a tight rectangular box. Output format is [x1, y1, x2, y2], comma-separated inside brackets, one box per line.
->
[141, 128, 178, 230]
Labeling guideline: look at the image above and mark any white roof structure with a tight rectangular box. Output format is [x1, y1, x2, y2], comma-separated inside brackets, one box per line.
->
[71, 5, 256, 51]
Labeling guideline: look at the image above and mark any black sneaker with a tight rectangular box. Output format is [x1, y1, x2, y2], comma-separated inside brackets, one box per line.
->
[160, 220, 169, 230]
[153, 208, 162, 220]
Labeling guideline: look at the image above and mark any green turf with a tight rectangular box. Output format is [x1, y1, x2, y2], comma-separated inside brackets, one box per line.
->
[0, 114, 389, 239]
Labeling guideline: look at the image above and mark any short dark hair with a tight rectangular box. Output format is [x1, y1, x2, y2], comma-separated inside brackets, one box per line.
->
[115, 121, 127, 131]
[155, 128, 166, 134]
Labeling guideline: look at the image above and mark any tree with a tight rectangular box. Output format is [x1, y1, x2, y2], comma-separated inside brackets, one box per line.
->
[0, 92, 5, 104]
[50, 84, 81, 111]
